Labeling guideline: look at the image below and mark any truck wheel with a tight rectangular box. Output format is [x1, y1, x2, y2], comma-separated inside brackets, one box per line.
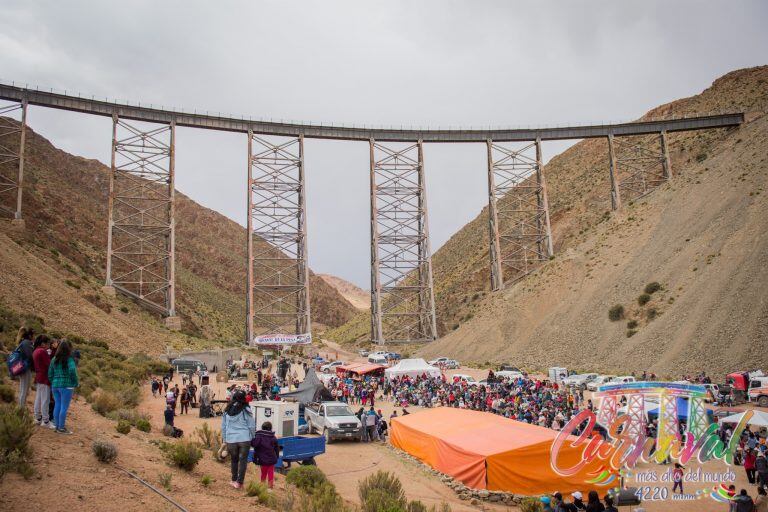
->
[324, 429, 334, 444]
[759, 396, 768, 408]
[301, 458, 316, 466]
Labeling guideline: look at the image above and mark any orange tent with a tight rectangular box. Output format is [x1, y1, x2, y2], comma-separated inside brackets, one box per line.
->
[391, 408, 612, 496]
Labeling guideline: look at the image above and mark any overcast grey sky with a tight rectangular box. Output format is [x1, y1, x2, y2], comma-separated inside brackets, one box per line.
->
[1, 1, 766, 287]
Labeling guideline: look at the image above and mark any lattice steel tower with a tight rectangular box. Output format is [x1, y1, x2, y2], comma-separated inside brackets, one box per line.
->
[369, 140, 437, 344]
[104, 116, 177, 323]
[0, 99, 27, 223]
[486, 139, 553, 290]
[246, 133, 311, 344]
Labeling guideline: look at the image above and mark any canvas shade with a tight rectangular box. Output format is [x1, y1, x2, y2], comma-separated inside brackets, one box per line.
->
[719, 410, 768, 427]
[391, 408, 612, 496]
[384, 358, 441, 380]
[335, 363, 385, 376]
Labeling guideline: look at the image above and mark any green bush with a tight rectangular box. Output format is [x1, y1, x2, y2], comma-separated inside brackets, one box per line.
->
[116, 420, 131, 435]
[92, 440, 118, 463]
[194, 422, 221, 450]
[303, 481, 345, 512]
[91, 390, 121, 416]
[359, 471, 406, 512]
[627, 329, 638, 338]
[644, 282, 662, 294]
[201, 474, 213, 487]
[0, 385, 15, 404]
[608, 304, 624, 321]
[627, 320, 638, 329]
[0, 404, 35, 480]
[245, 480, 275, 505]
[519, 497, 543, 512]
[647, 308, 658, 320]
[637, 293, 651, 306]
[161, 440, 203, 471]
[159, 472, 172, 491]
[287, 464, 328, 492]
[135, 418, 151, 433]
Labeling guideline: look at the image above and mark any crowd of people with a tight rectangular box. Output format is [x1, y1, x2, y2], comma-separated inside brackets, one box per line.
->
[11, 327, 80, 435]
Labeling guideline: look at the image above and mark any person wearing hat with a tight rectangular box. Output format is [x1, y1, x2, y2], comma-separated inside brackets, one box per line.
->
[221, 390, 256, 489]
[561, 491, 585, 511]
[540, 495, 553, 512]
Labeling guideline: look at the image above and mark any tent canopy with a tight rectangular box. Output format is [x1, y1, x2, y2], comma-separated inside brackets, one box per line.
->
[280, 369, 330, 404]
[336, 363, 385, 376]
[719, 410, 768, 427]
[391, 408, 610, 496]
[384, 358, 441, 380]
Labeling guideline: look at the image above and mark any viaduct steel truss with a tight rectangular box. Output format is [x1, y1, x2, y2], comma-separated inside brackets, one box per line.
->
[104, 116, 177, 320]
[369, 140, 437, 344]
[0, 83, 743, 341]
[0, 99, 26, 221]
[246, 133, 311, 343]
[487, 139, 553, 289]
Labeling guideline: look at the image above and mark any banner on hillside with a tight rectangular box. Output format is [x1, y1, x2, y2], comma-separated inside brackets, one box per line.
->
[251, 333, 312, 346]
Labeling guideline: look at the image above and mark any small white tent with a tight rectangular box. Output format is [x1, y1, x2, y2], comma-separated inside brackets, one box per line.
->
[385, 358, 442, 380]
[719, 410, 768, 427]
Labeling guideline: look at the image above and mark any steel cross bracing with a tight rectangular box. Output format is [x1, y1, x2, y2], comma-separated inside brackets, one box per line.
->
[246, 133, 311, 343]
[105, 116, 176, 316]
[486, 140, 553, 289]
[607, 131, 671, 209]
[0, 100, 26, 219]
[369, 140, 437, 344]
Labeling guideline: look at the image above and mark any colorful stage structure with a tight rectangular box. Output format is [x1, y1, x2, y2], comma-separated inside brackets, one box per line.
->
[594, 381, 710, 449]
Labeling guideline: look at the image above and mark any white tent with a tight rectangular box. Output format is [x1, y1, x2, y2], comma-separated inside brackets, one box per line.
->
[385, 358, 442, 380]
[719, 410, 768, 427]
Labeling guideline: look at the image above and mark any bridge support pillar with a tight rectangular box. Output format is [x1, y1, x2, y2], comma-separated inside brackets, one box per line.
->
[0, 98, 27, 222]
[369, 139, 437, 344]
[105, 115, 177, 320]
[246, 132, 311, 345]
[486, 139, 554, 289]
[608, 132, 669, 208]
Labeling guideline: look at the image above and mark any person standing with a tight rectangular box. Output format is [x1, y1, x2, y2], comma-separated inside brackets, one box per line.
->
[754, 486, 768, 512]
[180, 388, 190, 415]
[733, 489, 755, 512]
[32, 335, 55, 429]
[672, 463, 685, 494]
[251, 421, 279, 489]
[15, 327, 35, 408]
[602, 495, 618, 512]
[585, 490, 605, 512]
[48, 340, 78, 435]
[221, 390, 255, 489]
[756, 453, 768, 487]
[745, 449, 757, 484]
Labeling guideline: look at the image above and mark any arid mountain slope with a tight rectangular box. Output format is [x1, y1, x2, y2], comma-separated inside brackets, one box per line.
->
[319, 274, 370, 310]
[417, 68, 768, 376]
[328, 66, 768, 375]
[0, 124, 356, 348]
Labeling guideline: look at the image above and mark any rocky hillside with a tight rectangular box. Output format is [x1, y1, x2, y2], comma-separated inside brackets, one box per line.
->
[0, 123, 356, 350]
[319, 274, 369, 310]
[329, 66, 768, 376]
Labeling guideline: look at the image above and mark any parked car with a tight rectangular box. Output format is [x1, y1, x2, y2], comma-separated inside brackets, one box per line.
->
[499, 364, 521, 372]
[304, 401, 363, 443]
[613, 376, 637, 384]
[495, 370, 524, 380]
[562, 373, 599, 387]
[358, 349, 370, 357]
[587, 375, 617, 391]
[445, 359, 460, 369]
[320, 361, 344, 373]
[429, 357, 454, 366]
[368, 354, 389, 365]
[386, 352, 402, 361]
[451, 374, 479, 386]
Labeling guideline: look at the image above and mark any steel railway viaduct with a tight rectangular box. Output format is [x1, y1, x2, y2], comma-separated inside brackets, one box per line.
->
[0, 83, 744, 344]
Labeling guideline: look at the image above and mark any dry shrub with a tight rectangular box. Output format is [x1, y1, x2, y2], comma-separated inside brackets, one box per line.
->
[161, 440, 203, 471]
[92, 440, 118, 463]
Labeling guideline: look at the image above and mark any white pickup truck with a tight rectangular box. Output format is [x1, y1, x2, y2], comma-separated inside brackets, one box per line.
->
[304, 401, 363, 443]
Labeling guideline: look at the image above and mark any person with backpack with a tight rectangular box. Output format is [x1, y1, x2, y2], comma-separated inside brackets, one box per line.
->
[48, 340, 78, 434]
[221, 390, 255, 489]
[251, 421, 279, 489]
[11, 327, 35, 407]
[32, 335, 55, 429]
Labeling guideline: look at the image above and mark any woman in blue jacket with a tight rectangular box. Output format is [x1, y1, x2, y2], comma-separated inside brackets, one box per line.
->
[221, 390, 256, 489]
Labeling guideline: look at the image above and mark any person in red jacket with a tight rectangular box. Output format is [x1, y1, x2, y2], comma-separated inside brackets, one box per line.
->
[744, 448, 757, 484]
[32, 335, 55, 429]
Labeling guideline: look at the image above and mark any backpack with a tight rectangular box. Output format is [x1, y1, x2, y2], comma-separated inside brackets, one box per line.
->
[7, 343, 30, 378]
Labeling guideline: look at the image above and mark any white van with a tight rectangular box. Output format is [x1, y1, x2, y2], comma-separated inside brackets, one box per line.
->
[367, 354, 388, 365]
[549, 367, 568, 384]
[451, 374, 479, 386]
